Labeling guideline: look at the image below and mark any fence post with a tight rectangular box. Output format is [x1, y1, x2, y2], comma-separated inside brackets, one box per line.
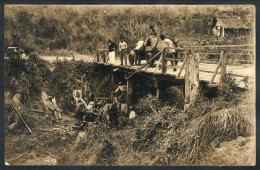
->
[184, 52, 199, 111]
[73, 53, 75, 61]
[219, 51, 227, 87]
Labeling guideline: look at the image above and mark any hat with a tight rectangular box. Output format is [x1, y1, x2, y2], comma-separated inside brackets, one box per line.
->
[119, 82, 123, 85]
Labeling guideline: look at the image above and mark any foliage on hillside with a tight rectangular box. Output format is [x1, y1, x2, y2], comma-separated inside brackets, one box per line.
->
[4, 5, 253, 55]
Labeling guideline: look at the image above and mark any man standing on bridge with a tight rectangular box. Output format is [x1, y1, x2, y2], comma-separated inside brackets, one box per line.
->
[108, 38, 117, 64]
[119, 38, 128, 65]
[134, 37, 145, 66]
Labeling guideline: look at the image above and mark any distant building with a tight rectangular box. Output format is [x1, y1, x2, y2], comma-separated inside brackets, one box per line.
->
[211, 17, 252, 37]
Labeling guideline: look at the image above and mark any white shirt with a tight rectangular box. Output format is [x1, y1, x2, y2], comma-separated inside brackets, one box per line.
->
[164, 38, 174, 48]
[135, 40, 144, 50]
[115, 85, 127, 93]
[129, 111, 136, 119]
[119, 41, 127, 51]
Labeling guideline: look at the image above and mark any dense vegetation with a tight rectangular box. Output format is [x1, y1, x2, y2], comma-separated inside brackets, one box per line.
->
[4, 53, 254, 165]
[4, 5, 253, 55]
[4, 5, 255, 166]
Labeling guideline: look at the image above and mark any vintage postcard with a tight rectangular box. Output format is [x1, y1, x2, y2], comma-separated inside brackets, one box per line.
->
[4, 5, 255, 166]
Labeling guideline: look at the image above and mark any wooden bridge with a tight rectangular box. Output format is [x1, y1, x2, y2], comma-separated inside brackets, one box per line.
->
[93, 44, 254, 110]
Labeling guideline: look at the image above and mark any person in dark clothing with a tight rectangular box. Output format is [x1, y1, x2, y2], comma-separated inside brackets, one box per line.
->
[108, 38, 117, 64]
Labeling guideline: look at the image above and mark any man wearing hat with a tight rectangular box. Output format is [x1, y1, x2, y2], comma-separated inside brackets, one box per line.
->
[108, 38, 117, 64]
[44, 94, 62, 123]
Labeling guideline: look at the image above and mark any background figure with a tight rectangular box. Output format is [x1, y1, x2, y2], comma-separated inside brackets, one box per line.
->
[43, 94, 60, 123]
[108, 38, 117, 64]
[128, 50, 135, 66]
[114, 82, 127, 116]
[134, 37, 145, 65]
[119, 38, 128, 65]
[164, 35, 177, 71]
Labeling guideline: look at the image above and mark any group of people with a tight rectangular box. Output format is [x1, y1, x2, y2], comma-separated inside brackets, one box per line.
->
[107, 25, 179, 71]
[108, 37, 144, 66]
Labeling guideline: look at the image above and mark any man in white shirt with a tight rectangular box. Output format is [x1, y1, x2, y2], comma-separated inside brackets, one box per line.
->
[165, 35, 177, 71]
[119, 38, 128, 65]
[134, 37, 145, 65]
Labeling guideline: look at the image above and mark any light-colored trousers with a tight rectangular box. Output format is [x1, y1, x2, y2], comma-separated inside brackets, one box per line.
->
[109, 51, 116, 64]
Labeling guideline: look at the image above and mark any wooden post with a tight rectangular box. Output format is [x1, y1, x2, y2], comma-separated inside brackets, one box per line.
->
[219, 51, 227, 86]
[155, 55, 162, 72]
[155, 78, 164, 99]
[184, 52, 199, 111]
[155, 79, 160, 99]
[126, 74, 134, 107]
[80, 76, 83, 92]
[73, 53, 75, 61]
[162, 51, 167, 74]
[110, 70, 115, 101]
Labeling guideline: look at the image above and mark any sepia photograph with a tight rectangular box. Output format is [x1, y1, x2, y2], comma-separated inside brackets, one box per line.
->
[3, 4, 256, 166]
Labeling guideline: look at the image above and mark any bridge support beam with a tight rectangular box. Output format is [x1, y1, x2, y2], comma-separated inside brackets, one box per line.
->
[155, 79, 165, 99]
[126, 74, 134, 107]
[184, 52, 199, 111]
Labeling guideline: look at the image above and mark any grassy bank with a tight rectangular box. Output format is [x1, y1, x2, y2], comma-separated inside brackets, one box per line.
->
[4, 55, 255, 165]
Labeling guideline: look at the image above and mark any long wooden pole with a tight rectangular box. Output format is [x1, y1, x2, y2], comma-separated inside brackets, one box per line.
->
[126, 51, 161, 80]
[177, 58, 186, 77]
[209, 51, 223, 86]
[11, 105, 32, 133]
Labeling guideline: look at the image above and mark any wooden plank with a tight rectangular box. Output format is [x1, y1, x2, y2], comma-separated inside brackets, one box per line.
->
[209, 52, 223, 86]
[183, 44, 254, 48]
[177, 58, 186, 77]
[162, 51, 167, 74]
[199, 69, 253, 78]
[11, 105, 32, 133]
[184, 52, 199, 111]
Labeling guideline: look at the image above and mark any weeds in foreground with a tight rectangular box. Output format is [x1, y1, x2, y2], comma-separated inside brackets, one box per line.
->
[58, 86, 253, 165]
